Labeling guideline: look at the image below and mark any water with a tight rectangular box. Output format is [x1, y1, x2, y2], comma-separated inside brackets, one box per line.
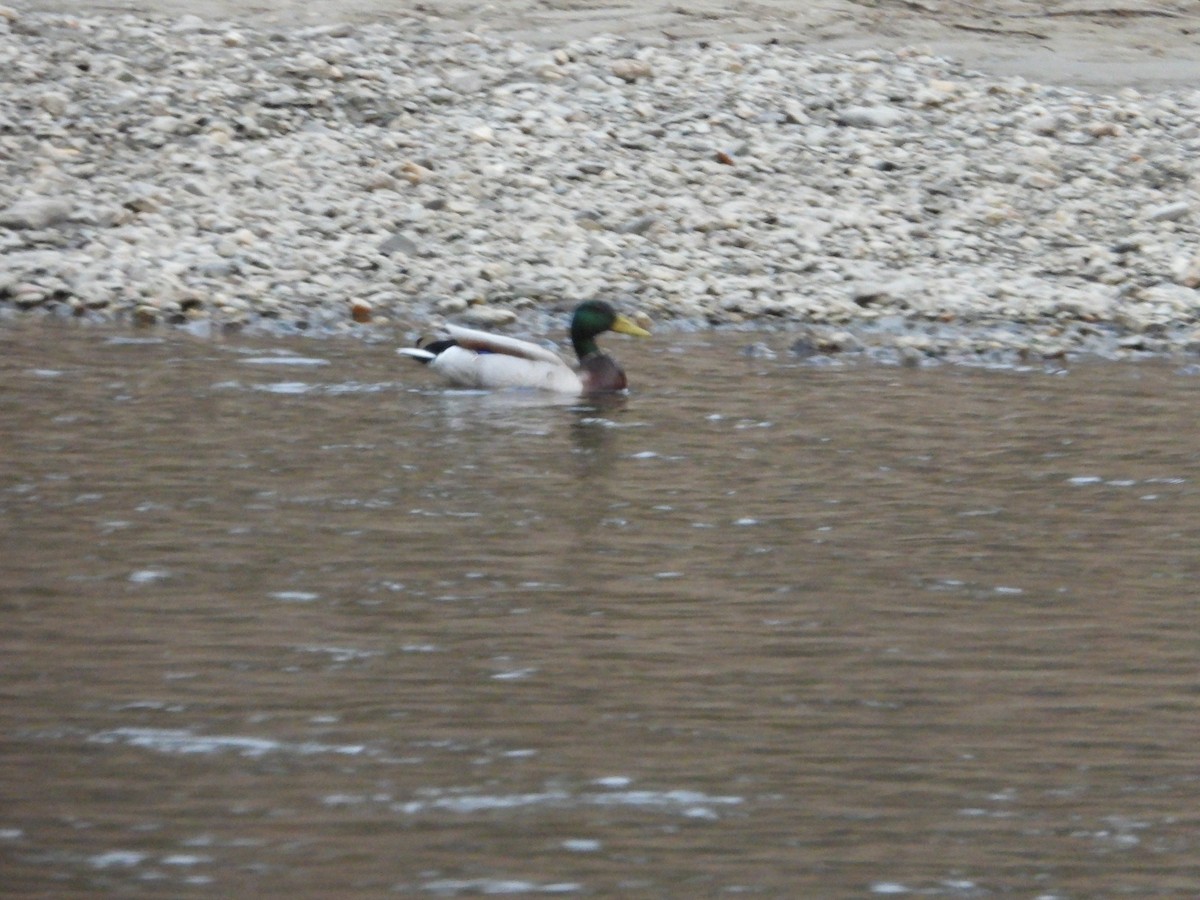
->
[2, 323, 1198, 897]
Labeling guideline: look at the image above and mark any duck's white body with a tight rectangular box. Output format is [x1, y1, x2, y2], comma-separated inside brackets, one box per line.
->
[398, 324, 584, 393]
[399, 302, 649, 395]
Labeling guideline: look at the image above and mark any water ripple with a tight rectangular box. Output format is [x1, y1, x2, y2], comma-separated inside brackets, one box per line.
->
[239, 356, 330, 367]
[422, 879, 580, 896]
[392, 785, 743, 817]
[88, 727, 366, 758]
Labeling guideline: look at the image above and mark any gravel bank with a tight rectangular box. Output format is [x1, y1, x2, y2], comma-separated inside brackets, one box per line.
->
[3, 6, 1200, 361]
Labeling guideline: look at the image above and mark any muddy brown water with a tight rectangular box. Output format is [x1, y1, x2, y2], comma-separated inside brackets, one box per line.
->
[2, 323, 1198, 897]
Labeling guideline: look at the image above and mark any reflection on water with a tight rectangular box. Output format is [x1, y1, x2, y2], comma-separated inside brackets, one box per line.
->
[2, 322, 1199, 897]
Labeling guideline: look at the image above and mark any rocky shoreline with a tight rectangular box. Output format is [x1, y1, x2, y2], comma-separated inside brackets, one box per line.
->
[3, 7, 1200, 362]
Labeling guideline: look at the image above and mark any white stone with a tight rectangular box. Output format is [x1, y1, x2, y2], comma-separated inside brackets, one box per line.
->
[837, 105, 907, 128]
[0, 197, 73, 229]
[1146, 201, 1190, 223]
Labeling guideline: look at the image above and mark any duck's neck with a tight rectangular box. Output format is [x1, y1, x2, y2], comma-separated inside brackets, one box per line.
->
[571, 332, 601, 362]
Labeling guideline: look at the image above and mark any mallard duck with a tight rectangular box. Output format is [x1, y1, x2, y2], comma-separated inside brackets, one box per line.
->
[398, 300, 650, 394]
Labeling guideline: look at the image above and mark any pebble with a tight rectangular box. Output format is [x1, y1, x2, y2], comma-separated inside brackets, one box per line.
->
[611, 58, 653, 82]
[461, 305, 519, 327]
[836, 105, 908, 128]
[12, 283, 47, 309]
[0, 197, 73, 230]
[1, 10, 1199, 360]
[1146, 200, 1191, 223]
[379, 233, 418, 256]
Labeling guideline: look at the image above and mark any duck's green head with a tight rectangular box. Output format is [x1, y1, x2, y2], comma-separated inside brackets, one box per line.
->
[570, 300, 650, 357]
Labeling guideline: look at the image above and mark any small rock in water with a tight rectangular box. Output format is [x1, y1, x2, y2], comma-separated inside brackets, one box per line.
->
[789, 336, 819, 358]
[820, 331, 864, 354]
[742, 341, 776, 359]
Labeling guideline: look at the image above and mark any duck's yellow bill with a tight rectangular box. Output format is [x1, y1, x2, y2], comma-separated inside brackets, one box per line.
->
[612, 314, 651, 338]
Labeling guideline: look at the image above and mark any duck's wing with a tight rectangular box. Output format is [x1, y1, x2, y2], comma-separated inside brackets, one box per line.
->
[443, 324, 567, 367]
[399, 325, 582, 392]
